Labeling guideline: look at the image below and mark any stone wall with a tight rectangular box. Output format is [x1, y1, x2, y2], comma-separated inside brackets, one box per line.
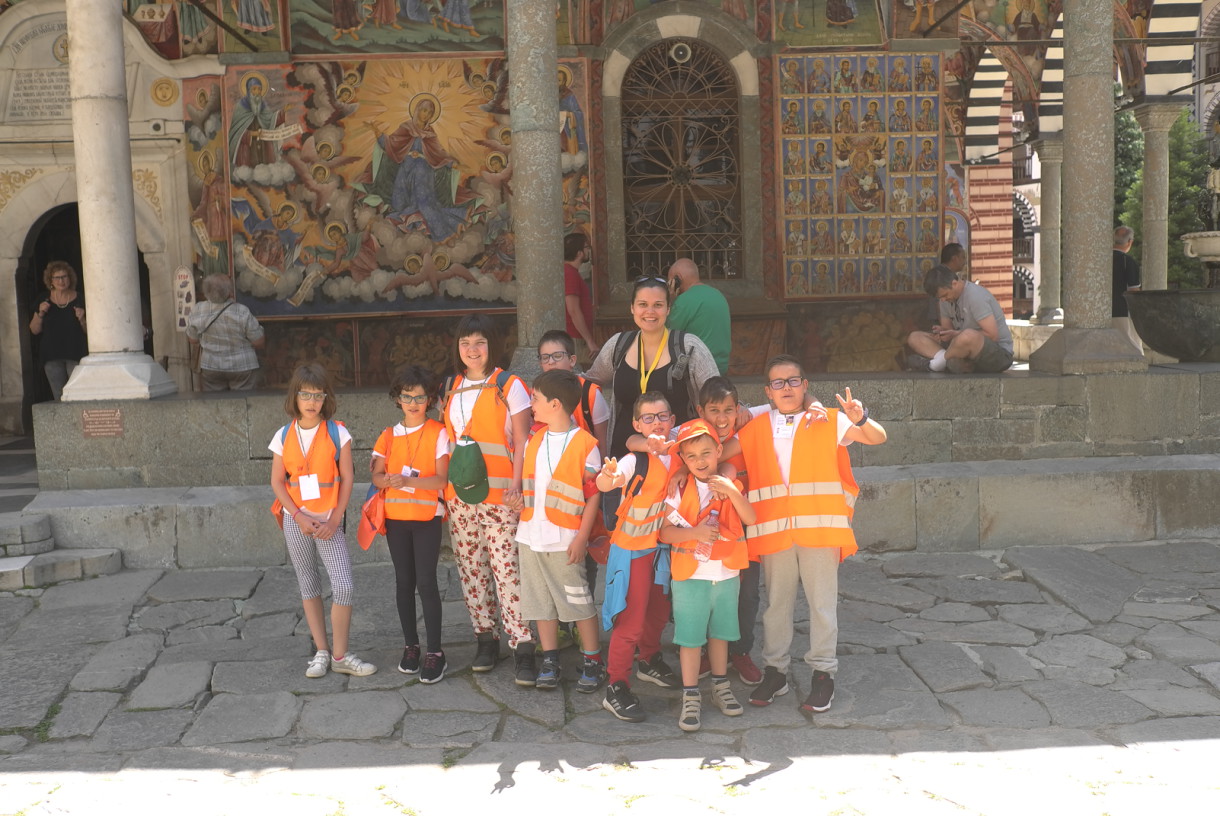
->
[32, 365, 1220, 489]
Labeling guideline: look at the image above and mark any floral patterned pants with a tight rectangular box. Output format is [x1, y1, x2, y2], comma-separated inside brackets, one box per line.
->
[447, 497, 533, 648]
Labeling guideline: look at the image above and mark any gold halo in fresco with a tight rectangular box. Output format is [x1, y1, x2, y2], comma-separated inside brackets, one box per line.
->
[324, 221, 346, 243]
[277, 202, 299, 224]
[311, 163, 331, 182]
[432, 252, 451, 272]
[498, 126, 513, 145]
[404, 254, 423, 273]
[409, 92, 442, 125]
[151, 78, 179, 107]
[240, 71, 270, 97]
[557, 65, 573, 90]
[486, 151, 507, 170]
[195, 150, 216, 178]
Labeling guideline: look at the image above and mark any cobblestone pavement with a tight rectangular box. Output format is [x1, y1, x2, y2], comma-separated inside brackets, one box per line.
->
[3, 542, 1220, 814]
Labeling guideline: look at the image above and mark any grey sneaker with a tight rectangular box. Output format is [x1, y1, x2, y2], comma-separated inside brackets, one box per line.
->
[331, 652, 377, 676]
[636, 653, 681, 689]
[679, 689, 702, 732]
[905, 353, 932, 372]
[535, 656, 561, 690]
[712, 678, 743, 717]
[306, 649, 330, 678]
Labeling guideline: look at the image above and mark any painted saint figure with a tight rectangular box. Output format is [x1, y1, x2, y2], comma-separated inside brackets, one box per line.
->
[826, 0, 858, 28]
[365, 94, 471, 242]
[229, 73, 283, 169]
[231, 0, 275, 34]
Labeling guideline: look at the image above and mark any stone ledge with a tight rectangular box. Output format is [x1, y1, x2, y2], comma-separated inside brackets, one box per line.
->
[23, 454, 1220, 566]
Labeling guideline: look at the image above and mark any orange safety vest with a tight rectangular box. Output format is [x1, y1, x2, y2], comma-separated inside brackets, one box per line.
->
[442, 368, 523, 506]
[667, 477, 749, 581]
[738, 409, 859, 560]
[377, 420, 446, 522]
[520, 427, 598, 529]
[282, 420, 343, 515]
[611, 453, 677, 551]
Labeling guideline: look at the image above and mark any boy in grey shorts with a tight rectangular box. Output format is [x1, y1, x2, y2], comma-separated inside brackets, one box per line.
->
[516, 369, 606, 693]
[905, 264, 1014, 373]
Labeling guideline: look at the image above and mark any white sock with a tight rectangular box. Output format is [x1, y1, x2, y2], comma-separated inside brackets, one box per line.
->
[929, 350, 947, 372]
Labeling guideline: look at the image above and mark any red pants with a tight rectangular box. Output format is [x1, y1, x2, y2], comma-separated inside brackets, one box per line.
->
[606, 552, 671, 686]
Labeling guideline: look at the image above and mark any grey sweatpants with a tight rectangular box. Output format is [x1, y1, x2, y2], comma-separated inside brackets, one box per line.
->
[760, 545, 839, 676]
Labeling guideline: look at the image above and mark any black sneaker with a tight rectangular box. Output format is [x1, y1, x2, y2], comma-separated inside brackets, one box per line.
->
[749, 666, 790, 706]
[420, 651, 446, 685]
[399, 644, 421, 675]
[905, 353, 932, 372]
[636, 653, 681, 689]
[514, 643, 537, 687]
[602, 681, 646, 722]
[535, 655, 561, 690]
[576, 658, 606, 694]
[801, 670, 835, 713]
[472, 632, 499, 673]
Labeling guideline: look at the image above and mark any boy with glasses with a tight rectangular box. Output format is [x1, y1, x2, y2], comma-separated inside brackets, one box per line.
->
[739, 356, 887, 714]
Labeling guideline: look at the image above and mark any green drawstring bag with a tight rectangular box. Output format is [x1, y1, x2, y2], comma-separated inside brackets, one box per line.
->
[449, 434, 489, 505]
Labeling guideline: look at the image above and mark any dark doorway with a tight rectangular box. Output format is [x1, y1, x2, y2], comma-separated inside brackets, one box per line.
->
[17, 204, 151, 430]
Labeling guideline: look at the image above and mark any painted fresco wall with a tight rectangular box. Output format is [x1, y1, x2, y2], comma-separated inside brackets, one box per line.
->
[124, 1, 220, 58]
[778, 52, 944, 299]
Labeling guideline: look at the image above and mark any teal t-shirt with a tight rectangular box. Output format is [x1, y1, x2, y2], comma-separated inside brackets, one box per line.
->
[667, 284, 731, 374]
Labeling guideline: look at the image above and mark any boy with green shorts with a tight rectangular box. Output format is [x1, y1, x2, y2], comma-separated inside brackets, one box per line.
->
[658, 419, 757, 732]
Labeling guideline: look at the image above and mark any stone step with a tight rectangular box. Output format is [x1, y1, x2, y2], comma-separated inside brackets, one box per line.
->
[0, 512, 52, 557]
[0, 547, 122, 591]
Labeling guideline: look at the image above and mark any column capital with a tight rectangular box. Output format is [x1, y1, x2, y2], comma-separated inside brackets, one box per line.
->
[1030, 132, 1063, 162]
[1132, 101, 1183, 133]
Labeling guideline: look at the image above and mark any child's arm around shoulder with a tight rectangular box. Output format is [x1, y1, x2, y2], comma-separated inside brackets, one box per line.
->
[706, 475, 757, 525]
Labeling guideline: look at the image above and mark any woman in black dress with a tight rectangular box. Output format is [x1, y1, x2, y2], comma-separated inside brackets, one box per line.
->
[29, 261, 87, 401]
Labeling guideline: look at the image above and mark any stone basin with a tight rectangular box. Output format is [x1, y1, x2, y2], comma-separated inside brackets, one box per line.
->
[1126, 289, 1220, 362]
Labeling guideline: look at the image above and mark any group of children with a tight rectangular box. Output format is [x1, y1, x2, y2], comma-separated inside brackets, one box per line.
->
[269, 316, 887, 732]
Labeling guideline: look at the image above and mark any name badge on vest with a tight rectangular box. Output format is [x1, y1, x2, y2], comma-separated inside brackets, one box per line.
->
[774, 413, 798, 439]
[401, 466, 419, 494]
[298, 474, 321, 501]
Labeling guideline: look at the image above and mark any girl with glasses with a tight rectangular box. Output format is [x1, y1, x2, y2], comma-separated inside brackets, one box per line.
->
[371, 365, 451, 683]
[269, 363, 376, 680]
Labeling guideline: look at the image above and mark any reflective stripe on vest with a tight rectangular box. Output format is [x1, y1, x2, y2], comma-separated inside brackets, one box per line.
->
[738, 410, 857, 558]
[378, 420, 445, 521]
[520, 428, 598, 528]
[611, 453, 674, 551]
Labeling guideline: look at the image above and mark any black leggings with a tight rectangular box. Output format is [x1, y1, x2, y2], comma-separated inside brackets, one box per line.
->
[385, 517, 443, 652]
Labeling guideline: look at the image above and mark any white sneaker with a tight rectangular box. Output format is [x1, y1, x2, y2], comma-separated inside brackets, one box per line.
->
[306, 649, 331, 678]
[331, 652, 377, 676]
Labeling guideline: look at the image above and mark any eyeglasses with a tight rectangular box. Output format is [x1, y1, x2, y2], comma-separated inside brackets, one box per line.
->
[396, 393, 429, 405]
[297, 391, 327, 402]
[768, 377, 806, 391]
[51, 275, 70, 281]
[538, 351, 572, 364]
[636, 411, 673, 425]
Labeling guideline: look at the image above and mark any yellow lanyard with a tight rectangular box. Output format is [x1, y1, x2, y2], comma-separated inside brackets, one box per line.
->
[638, 329, 668, 394]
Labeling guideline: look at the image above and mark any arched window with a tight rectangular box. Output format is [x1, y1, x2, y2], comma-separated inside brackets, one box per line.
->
[620, 39, 742, 280]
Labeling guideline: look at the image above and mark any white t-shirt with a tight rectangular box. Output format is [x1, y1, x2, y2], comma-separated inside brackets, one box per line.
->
[516, 429, 601, 552]
[269, 421, 353, 522]
[769, 407, 852, 487]
[580, 386, 610, 428]
[446, 374, 531, 448]
[371, 422, 452, 518]
[664, 479, 738, 582]
[613, 452, 671, 484]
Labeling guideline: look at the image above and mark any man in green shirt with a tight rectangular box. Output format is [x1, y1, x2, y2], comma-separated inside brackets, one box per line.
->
[666, 258, 731, 374]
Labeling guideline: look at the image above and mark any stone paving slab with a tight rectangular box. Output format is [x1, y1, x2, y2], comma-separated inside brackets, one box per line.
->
[124, 742, 295, 773]
[91, 708, 196, 752]
[210, 656, 349, 695]
[995, 603, 1090, 634]
[1136, 622, 1220, 663]
[1003, 546, 1142, 623]
[920, 601, 990, 622]
[1023, 680, 1155, 728]
[892, 618, 1039, 646]
[0, 642, 101, 729]
[880, 553, 1001, 578]
[127, 661, 213, 710]
[239, 566, 302, 618]
[50, 692, 121, 739]
[135, 599, 237, 632]
[939, 689, 1050, 728]
[909, 577, 1045, 604]
[966, 644, 1042, 682]
[899, 642, 992, 692]
[166, 625, 240, 646]
[181, 692, 302, 746]
[1121, 688, 1220, 716]
[1096, 541, 1220, 575]
[401, 710, 499, 748]
[69, 633, 163, 692]
[157, 635, 308, 665]
[299, 691, 407, 739]
[239, 611, 298, 639]
[8, 604, 132, 647]
[148, 569, 263, 602]
[401, 675, 500, 712]
[36, 570, 163, 610]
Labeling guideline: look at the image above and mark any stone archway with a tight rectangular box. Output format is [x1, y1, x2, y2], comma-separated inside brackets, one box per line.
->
[600, 8, 764, 305]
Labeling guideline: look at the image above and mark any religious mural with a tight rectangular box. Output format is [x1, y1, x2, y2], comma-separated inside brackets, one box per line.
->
[773, 0, 885, 48]
[197, 58, 590, 329]
[960, 0, 1063, 111]
[605, 0, 754, 30]
[778, 52, 942, 299]
[125, 1, 220, 59]
[891, 0, 958, 39]
[289, 0, 505, 54]
[221, 0, 283, 54]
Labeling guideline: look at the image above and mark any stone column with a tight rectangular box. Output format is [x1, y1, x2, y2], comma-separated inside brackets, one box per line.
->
[61, 0, 176, 400]
[504, 0, 564, 379]
[1133, 101, 1183, 291]
[1030, 0, 1145, 374]
[1032, 135, 1063, 324]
